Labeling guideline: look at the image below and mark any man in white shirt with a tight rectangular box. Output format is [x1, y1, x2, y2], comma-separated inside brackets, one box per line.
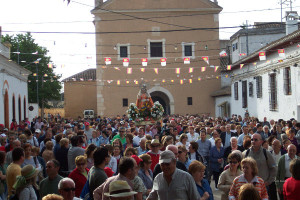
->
[186, 126, 199, 142]
[133, 127, 145, 146]
[270, 139, 283, 164]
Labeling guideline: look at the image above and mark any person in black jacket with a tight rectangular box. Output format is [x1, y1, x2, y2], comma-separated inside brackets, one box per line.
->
[220, 124, 238, 148]
[223, 137, 244, 163]
[188, 141, 205, 165]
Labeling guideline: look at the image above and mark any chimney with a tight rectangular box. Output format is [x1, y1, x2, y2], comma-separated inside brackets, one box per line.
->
[286, 11, 299, 35]
[95, 0, 103, 8]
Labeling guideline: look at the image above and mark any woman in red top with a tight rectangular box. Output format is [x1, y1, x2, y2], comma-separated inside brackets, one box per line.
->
[68, 155, 89, 197]
[283, 159, 300, 200]
[147, 139, 162, 171]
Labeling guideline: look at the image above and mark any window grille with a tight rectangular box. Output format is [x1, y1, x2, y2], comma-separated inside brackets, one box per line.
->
[283, 67, 291, 95]
[269, 73, 277, 111]
[256, 76, 262, 98]
[249, 82, 253, 97]
[234, 82, 239, 100]
[242, 81, 247, 108]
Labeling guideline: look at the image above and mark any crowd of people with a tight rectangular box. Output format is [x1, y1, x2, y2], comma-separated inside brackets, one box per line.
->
[0, 113, 299, 200]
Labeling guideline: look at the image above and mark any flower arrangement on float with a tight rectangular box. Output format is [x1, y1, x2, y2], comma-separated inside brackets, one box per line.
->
[127, 101, 164, 124]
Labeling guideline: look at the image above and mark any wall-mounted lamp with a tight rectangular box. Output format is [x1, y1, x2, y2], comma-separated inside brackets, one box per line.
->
[294, 63, 298, 67]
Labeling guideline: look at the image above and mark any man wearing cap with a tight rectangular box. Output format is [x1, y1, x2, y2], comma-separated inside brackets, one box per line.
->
[112, 127, 126, 145]
[147, 150, 200, 200]
[152, 145, 187, 178]
[105, 180, 137, 200]
[84, 122, 94, 141]
[147, 139, 161, 171]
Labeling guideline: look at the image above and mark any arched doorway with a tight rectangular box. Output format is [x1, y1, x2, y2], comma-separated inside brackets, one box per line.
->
[150, 91, 170, 115]
[12, 95, 15, 121]
[4, 90, 9, 128]
[18, 96, 21, 123]
[148, 86, 175, 115]
[24, 97, 26, 120]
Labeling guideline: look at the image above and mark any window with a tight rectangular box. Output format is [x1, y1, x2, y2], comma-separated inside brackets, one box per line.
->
[269, 73, 277, 111]
[184, 45, 192, 56]
[150, 42, 163, 57]
[256, 76, 262, 98]
[119, 46, 128, 58]
[122, 98, 128, 107]
[117, 43, 130, 60]
[187, 97, 193, 105]
[283, 67, 291, 95]
[234, 82, 239, 100]
[249, 82, 253, 97]
[242, 81, 247, 108]
[232, 42, 238, 52]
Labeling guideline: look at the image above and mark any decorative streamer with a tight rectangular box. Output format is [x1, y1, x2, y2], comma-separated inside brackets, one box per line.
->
[180, 79, 183, 84]
[202, 56, 209, 64]
[214, 66, 219, 72]
[201, 67, 206, 72]
[240, 64, 244, 69]
[259, 52, 266, 61]
[154, 68, 158, 74]
[105, 57, 111, 65]
[140, 68, 145, 72]
[48, 64, 53, 68]
[141, 58, 148, 66]
[278, 49, 285, 58]
[123, 58, 129, 67]
[127, 68, 132, 74]
[227, 65, 231, 70]
[184, 57, 190, 64]
[160, 58, 167, 66]
[189, 67, 194, 73]
[189, 79, 192, 83]
[176, 68, 180, 74]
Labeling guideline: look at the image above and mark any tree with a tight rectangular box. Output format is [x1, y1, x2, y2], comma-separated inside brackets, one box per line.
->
[1, 33, 62, 111]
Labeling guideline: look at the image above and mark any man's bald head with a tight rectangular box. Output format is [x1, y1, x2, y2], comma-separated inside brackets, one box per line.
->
[166, 145, 178, 157]
[13, 140, 21, 148]
[288, 144, 297, 151]
[252, 133, 262, 140]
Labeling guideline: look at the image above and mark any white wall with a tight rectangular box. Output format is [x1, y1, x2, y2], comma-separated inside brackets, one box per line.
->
[230, 43, 300, 121]
[0, 73, 28, 125]
[215, 96, 231, 117]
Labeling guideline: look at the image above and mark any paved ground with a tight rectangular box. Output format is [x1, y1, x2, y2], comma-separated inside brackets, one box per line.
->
[210, 181, 222, 200]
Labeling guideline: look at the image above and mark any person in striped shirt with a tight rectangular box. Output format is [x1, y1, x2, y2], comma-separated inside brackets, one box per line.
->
[229, 157, 268, 200]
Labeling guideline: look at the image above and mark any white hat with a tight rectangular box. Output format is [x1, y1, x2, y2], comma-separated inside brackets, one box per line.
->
[35, 129, 41, 133]
[104, 180, 137, 197]
[159, 150, 176, 164]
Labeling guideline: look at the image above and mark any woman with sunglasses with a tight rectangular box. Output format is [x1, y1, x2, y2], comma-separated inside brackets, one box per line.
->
[217, 152, 242, 200]
[68, 155, 89, 198]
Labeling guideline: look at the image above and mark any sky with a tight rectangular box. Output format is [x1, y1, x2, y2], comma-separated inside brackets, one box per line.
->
[0, 0, 299, 81]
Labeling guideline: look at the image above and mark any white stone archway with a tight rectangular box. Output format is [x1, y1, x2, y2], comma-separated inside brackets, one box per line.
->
[148, 85, 175, 114]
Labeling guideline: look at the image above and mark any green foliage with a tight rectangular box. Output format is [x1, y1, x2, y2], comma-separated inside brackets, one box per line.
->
[1, 33, 62, 108]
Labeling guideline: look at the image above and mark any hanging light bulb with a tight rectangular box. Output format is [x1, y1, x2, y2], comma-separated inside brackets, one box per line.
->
[205, 45, 208, 50]
[174, 45, 178, 50]
[114, 45, 117, 50]
[144, 46, 146, 50]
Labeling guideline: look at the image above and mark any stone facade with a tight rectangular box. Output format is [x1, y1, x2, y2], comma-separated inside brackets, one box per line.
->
[91, 0, 222, 117]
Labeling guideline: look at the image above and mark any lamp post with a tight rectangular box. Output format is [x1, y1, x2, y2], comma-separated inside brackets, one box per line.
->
[34, 58, 41, 109]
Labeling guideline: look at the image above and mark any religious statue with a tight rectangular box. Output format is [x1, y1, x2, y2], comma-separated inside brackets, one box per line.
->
[127, 84, 163, 124]
[136, 84, 154, 109]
